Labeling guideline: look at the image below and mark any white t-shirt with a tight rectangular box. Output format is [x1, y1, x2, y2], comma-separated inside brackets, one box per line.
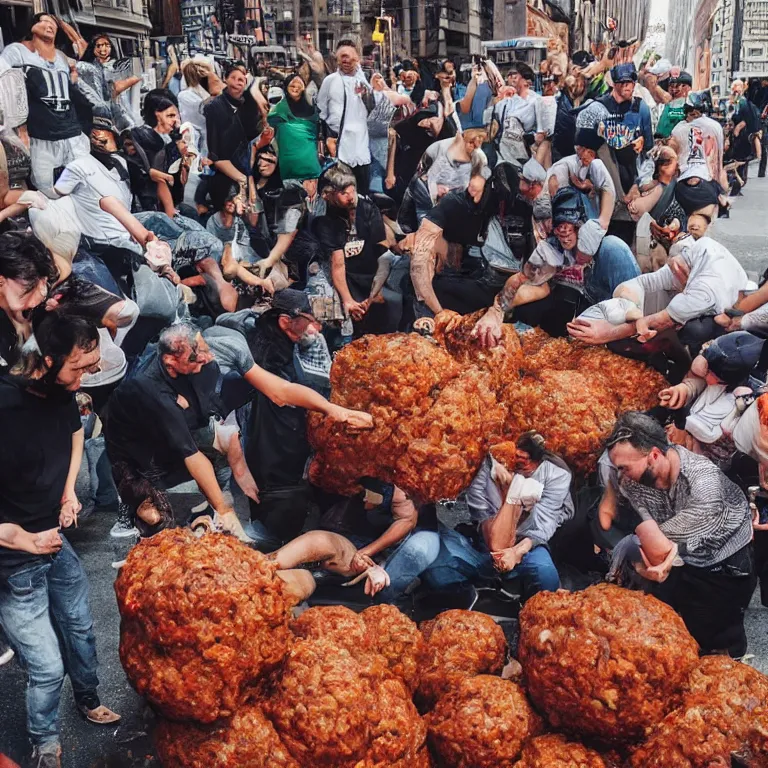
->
[493, 92, 540, 165]
[55, 155, 134, 247]
[423, 138, 474, 194]
[547, 155, 616, 198]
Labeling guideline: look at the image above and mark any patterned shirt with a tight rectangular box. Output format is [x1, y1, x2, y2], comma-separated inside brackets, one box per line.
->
[618, 447, 752, 568]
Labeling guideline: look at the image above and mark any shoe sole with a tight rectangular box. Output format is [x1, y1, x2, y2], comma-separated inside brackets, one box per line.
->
[0, 648, 14, 666]
[109, 527, 139, 538]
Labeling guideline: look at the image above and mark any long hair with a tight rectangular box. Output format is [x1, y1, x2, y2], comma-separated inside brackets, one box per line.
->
[81, 32, 114, 64]
[245, 309, 293, 373]
[516, 430, 571, 474]
[13, 311, 99, 386]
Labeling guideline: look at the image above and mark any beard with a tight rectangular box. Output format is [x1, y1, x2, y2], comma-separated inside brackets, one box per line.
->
[638, 466, 657, 487]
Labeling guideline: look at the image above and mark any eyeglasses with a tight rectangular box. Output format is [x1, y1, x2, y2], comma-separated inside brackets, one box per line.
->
[605, 426, 634, 448]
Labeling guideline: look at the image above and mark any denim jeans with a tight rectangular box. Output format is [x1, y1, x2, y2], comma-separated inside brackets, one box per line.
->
[0, 538, 99, 747]
[84, 436, 118, 509]
[381, 526, 560, 603]
[585, 234, 641, 304]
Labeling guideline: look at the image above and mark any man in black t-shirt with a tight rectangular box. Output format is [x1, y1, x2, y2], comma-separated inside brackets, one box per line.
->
[0, 313, 119, 768]
[103, 322, 253, 540]
[312, 162, 398, 335]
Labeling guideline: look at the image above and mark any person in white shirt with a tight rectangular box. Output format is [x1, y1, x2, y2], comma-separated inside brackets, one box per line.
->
[490, 62, 541, 168]
[547, 128, 615, 231]
[317, 39, 380, 194]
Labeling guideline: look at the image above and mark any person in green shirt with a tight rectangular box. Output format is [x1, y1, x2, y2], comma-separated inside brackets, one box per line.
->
[268, 73, 322, 182]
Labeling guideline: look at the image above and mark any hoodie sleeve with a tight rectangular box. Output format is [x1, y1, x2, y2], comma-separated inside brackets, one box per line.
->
[685, 386, 735, 444]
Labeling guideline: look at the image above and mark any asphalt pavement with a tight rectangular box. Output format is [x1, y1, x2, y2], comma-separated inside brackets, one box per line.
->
[2, 176, 768, 767]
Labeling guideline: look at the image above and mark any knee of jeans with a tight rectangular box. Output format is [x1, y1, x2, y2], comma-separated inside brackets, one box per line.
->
[26, 647, 65, 685]
[402, 531, 441, 566]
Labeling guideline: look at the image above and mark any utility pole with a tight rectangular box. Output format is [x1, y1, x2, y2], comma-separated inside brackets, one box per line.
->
[352, 0, 361, 40]
[312, 0, 320, 46]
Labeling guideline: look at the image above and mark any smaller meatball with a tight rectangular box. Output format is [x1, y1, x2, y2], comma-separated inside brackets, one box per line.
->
[428, 675, 542, 767]
[290, 605, 371, 656]
[361, 605, 426, 693]
[155, 702, 299, 768]
[417, 610, 507, 709]
[683, 655, 768, 708]
[512, 734, 607, 768]
[519, 584, 699, 743]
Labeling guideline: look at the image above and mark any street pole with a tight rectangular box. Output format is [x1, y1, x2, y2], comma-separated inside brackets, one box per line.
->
[352, 0, 361, 40]
[312, 0, 320, 46]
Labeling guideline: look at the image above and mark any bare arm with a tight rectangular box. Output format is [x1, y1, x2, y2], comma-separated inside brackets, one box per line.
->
[331, 248, 361, 315]
[183, 450, 234, 515]
[598, 187, 617, 229]
[112, 75, 141, 97]
[243, 365, 370, 429]
[157, 178, 176, 218]
[385, 127, 397, 189]
[213, 159, 248, 185]
[410, 219, 443, 315]
[273, 530, 360, 574]
[358, 487, 418, 559]
[0, 524, 62, 555]
[195, 257, 238, 313]
[458, 76, 478, 115]
[262, 231, 298, 271]
[598, 483, 618, 531]
[736, 281, 768, 313]
[64, 428, 84, 502]
[98, 195, 153, 246]
[481, 501, 523, 552]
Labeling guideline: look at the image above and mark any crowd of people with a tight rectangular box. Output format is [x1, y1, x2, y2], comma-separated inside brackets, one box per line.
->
[2, 11, 768, 767]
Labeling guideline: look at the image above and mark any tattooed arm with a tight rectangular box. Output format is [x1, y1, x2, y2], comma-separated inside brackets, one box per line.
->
[410, 219, 444, 316]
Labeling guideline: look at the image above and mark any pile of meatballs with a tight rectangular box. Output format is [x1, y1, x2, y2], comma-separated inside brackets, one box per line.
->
[115, 532, 768, 767]
[308, 314, 666, 500]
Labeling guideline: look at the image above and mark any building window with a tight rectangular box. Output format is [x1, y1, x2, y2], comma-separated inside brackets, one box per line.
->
[748, 46, 763, 56]
[445, 29, 467, 49]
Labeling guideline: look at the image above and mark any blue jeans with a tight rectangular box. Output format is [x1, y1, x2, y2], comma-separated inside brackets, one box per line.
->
[0, 538, 99, 747]
[585, 234, 641, 304]
[382, 526, 560, 602]
[84, 436, 118, 509]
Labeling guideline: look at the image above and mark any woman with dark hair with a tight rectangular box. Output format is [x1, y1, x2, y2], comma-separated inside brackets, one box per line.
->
[379, 430, 573, 603]
[0, 310, 120, 768]
[267, 72, 321, 182]
[0, 231, 58, 373]
[129, 90, 186, 212]
[77, 32, 141, 131]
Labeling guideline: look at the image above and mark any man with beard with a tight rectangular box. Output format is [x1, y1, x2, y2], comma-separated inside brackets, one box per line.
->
[0, 312, 120, 768]
[312, 162, 398, 335]
[606, 411, 755, 657]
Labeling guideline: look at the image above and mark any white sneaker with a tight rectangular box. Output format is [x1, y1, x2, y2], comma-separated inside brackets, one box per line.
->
[110, 504, 139, 539]
[0, 646, 14, 666]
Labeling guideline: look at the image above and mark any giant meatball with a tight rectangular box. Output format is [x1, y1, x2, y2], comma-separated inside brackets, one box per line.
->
[265, 638, 426, 767]
[290, 605, 371, 656]
[154, 702, 299, 768]
[417, 610, 507, 709]
[115, 529, 293, 723]
[361, 604, 426, 693]
[519, 584, 699, 743]
[427, 675, 542, 767]
[629, 657, 768, 768]
[512, 734, 607, 768]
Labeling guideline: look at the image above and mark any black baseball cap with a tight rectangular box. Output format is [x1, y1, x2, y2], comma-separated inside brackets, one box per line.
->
[703, 331, 765, 386]
[611, 63, 638, 83]
[272, 289, 314, 318]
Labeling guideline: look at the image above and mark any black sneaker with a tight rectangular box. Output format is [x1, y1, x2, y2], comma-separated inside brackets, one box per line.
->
[109, 502, 139, 539]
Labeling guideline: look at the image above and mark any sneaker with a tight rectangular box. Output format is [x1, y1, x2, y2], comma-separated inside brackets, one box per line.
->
[110, 503, 139, 539]
[30, 742, 61, 768]
[0, 645, 14, 666]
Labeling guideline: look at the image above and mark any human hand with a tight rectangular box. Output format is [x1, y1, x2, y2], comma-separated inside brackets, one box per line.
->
[714, 312, 741, 332]
[566, 317, 616, 345]
[160, 172, 174, 187]
[350, 552, 376, 574]
[569, 173, 593, 193]
[384, 173, 396, 190]
[259, 277, 275, 295]
[344, 299, 369, 321]
[326, 137, 338, 158]
[32, 528, 63, 555]
[253, 258, 273, 278]
[665, 423, 688, 445]
[364, 564, 390, 596]
[491, 546, 524, 573]
[329, 405, 374, 430]
[492, 462, 514, 497]
[470, 308, 503, 348]
[631, 137, 645, 154]
[659, 383, 689, 409]
[59, 493, 81, 529]
[635, 542, 678, 583]
[635, 316, 656, 343]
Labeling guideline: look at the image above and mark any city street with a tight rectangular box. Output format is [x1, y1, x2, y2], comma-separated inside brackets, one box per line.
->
[2, 181, 768, 767]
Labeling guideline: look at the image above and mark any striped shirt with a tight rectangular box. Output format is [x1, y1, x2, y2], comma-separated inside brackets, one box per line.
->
[618, 447, 752, 568]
